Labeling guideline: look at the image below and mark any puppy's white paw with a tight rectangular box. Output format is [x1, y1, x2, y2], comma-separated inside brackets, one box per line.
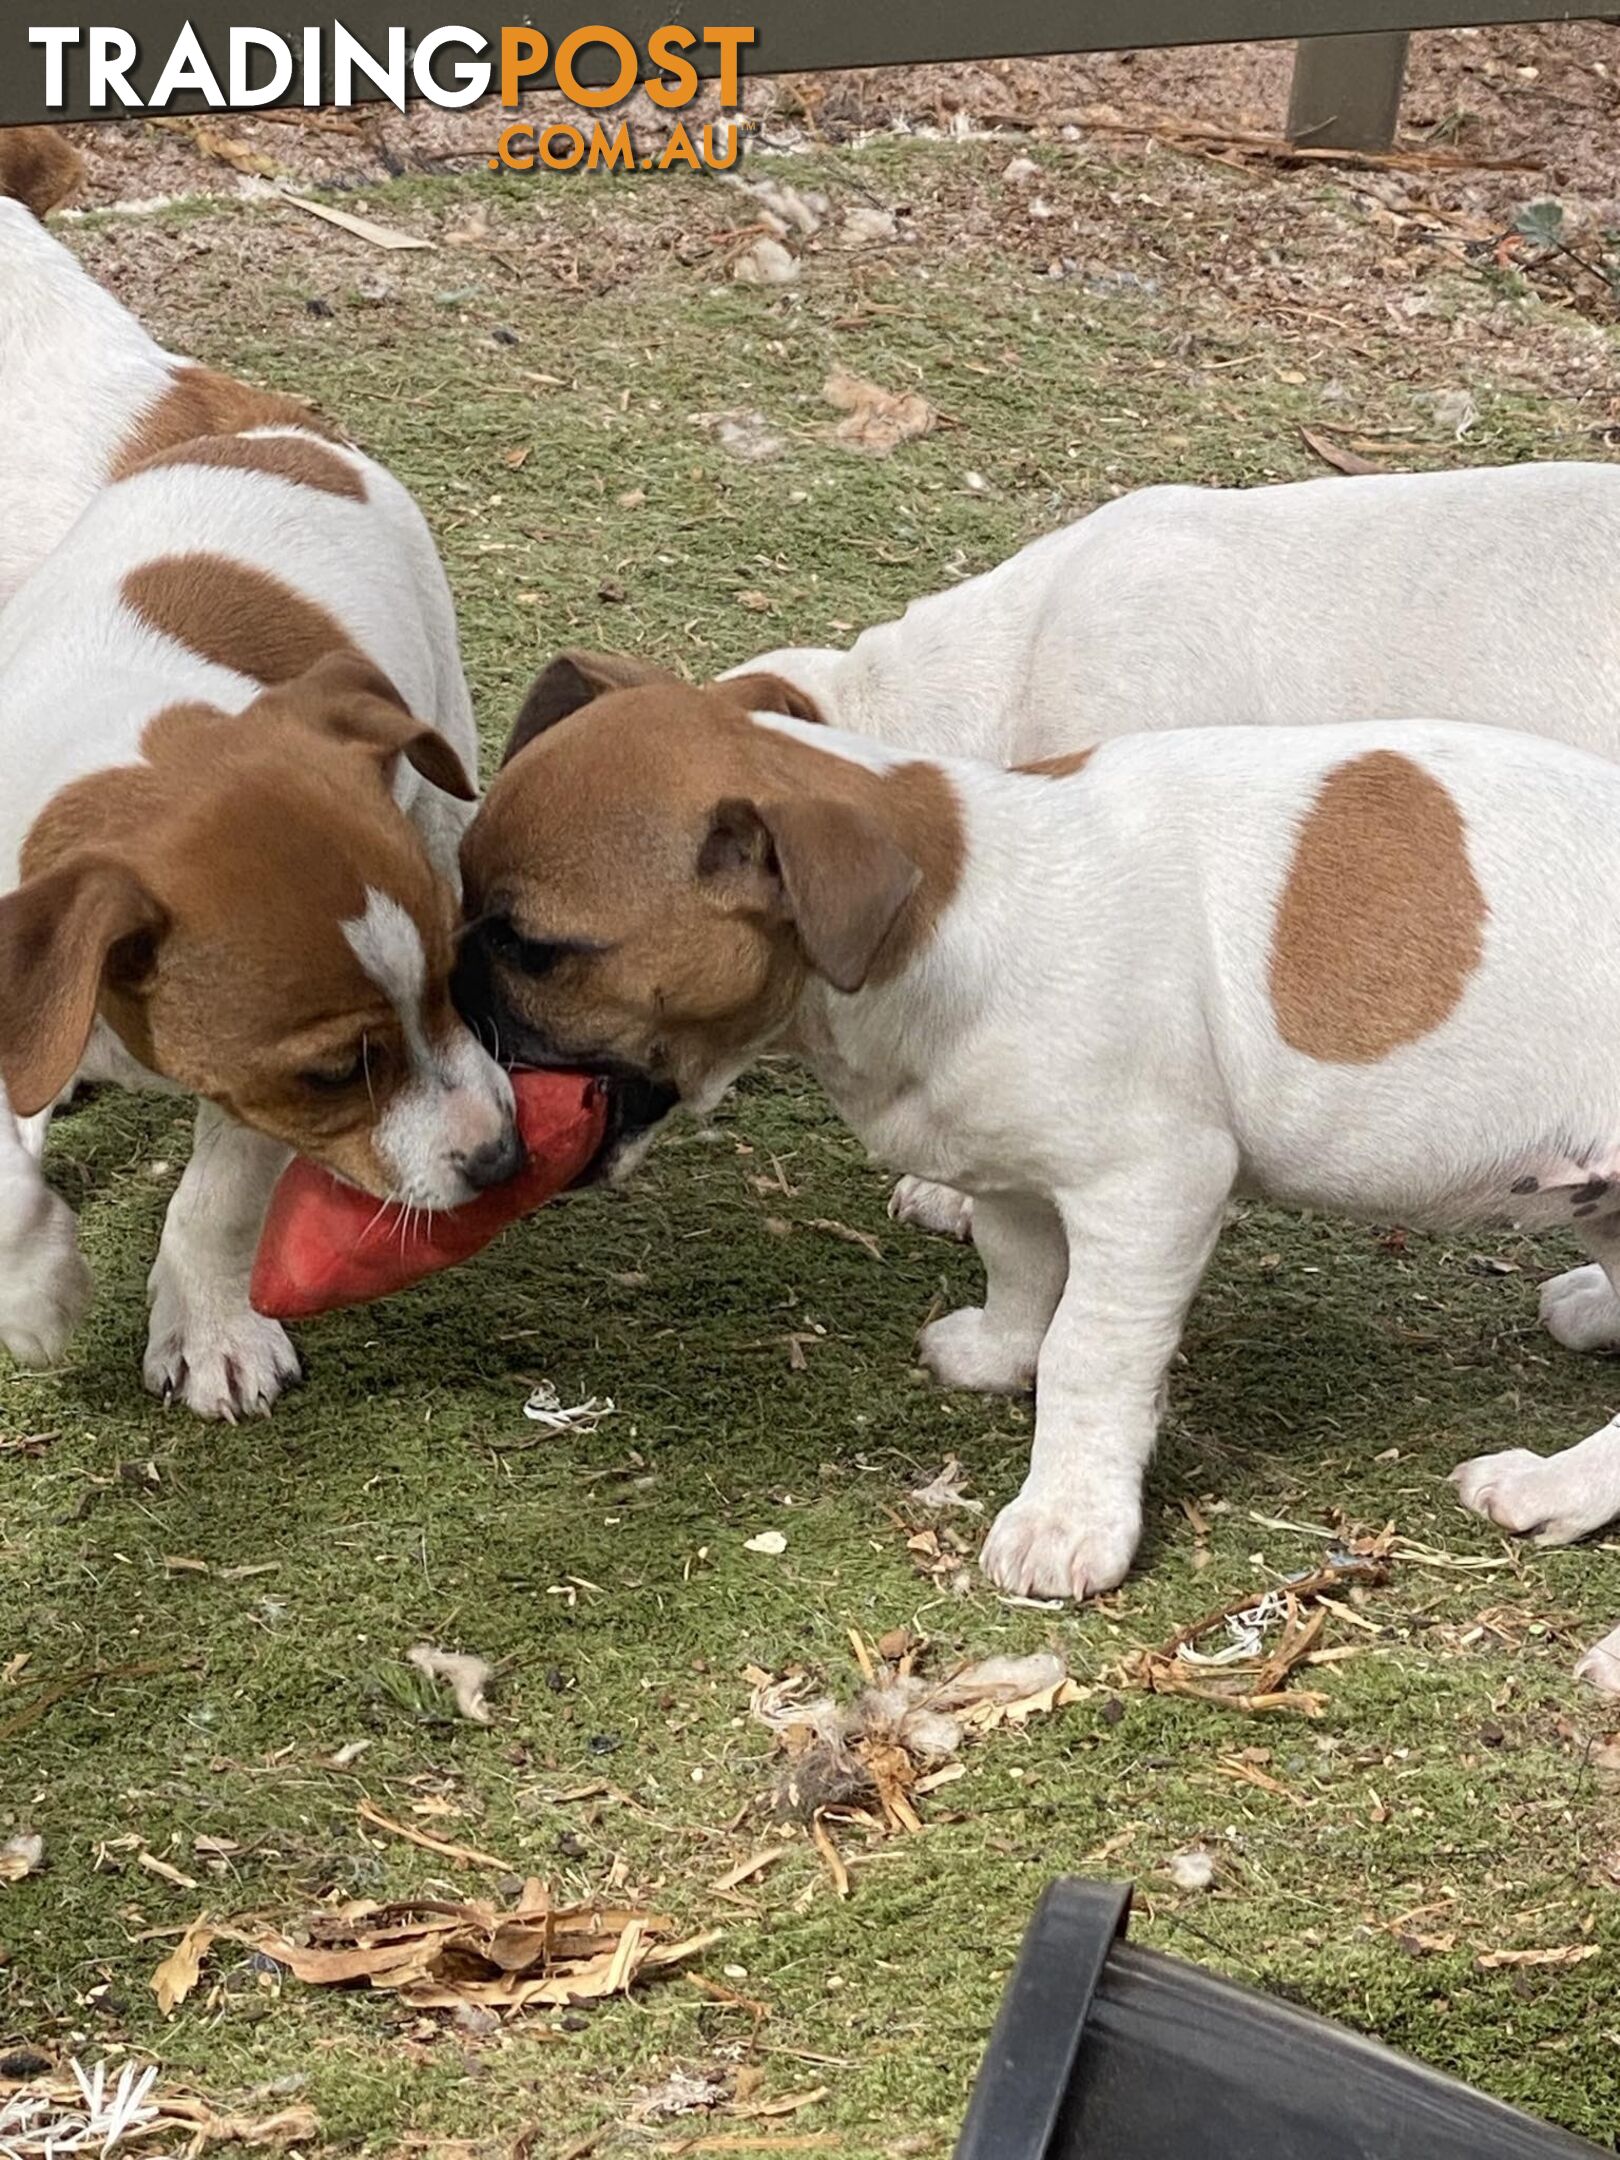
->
[980, 1487, 1141, 1602]
[1576, 1627, 1620, 1696]
[890, 1177, 975, 1242]
[918, 1307, 1038, 1396]
[145, 1270, 301, 1422]
[1540, 1264, 1620, 1354]
[0, 1184, 92, 1368]
[1450, 1447, 1615, 1547]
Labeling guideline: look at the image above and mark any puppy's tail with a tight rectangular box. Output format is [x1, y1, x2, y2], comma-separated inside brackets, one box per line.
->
[0, 127, 86, 219]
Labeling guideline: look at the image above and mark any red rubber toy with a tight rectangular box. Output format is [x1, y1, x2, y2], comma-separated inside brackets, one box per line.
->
[250, 1069, 608, 1322]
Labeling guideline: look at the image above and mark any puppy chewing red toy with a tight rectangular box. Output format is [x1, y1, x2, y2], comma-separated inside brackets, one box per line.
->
[250, 1070, 608, 1321]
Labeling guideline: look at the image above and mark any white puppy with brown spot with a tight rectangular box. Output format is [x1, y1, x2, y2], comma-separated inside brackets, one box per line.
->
[456, 670, 1620, 1691]
[0, 129, 338, 609]
[0, 183, 515, 1420]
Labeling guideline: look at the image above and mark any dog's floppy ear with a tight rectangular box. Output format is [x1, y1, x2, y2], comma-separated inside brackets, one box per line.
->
[720, 673, 825, 726]
[700, 796, 919, 994]
[286, 651, 476, 802]
[0, 856, 168, 1117]
[503, 650, 684, 768]
[0, 127, 85, 219]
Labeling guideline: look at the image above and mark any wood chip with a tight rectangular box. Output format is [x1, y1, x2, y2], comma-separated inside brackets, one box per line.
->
[356, 1799, 517, 1875]
[809, 1814, 849, 1899]
[711, 1849, 792, 1895]
[1476, 1943, 1602, 1971]
[151, 1916, 215, 2016]
[277, 191, 434, 251]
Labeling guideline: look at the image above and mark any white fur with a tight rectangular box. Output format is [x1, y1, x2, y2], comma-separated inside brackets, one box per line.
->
[0, 210, 495, 1415]
[345, 887, 516, 1208]
[0, 199, 178, 607]
[757, 714, 1620, 1683]
[732, 464, 1620, 1252]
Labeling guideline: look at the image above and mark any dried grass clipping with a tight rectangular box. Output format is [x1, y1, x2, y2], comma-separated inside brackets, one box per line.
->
[237, 1882, 716, 2013]
[1124, 1556, 1390, 1716]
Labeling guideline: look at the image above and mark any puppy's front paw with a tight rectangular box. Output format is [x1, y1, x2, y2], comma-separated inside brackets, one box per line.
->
[0, 1186, 92, 1368]
[144, 1275, 302, 1422]
[889, 1177, 975, 1242]
[918, 1307, 1037, 1396]
[1576, 1626, 1620, 1696]
[1540, 1264, 1620, 1354]
[1450, 1447, 1614, 1546]
[980, 1488, 1141, 1602]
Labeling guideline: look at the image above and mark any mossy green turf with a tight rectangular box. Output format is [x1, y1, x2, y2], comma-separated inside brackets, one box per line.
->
[4, 140, 1620, 2152]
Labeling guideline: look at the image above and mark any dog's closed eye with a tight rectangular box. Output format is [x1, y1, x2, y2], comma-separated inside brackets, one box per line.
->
[484, 919, 595, 978]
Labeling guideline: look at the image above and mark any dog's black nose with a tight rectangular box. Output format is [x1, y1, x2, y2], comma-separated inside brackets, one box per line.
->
[460, 1121, 524, 1192]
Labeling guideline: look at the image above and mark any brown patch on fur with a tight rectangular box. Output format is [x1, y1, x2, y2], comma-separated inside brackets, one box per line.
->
[503, 650, 684, 768]
[110, 365, 340, 483]
[0, 127, 84, 217]
[1270, 749, 1486, 1063]
[122, 555, 352, 687]
[129, 432, 366, 501]
[9, 663, 466, 1191]
[1018, 747, 1096, 779]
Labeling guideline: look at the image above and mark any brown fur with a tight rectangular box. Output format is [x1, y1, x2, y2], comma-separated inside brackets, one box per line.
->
[110, 365, 340, 483]
[0, 126, 84, 217]
[1270, 749, 1486, 1063]
[128, 432, 367, 501]
[502, 652, 825, 770]
[1018, 747, 1097, 779]
[459, 680, 962, 1109]
[122, 555, 353, 687]
[2, 657, 468, 1187]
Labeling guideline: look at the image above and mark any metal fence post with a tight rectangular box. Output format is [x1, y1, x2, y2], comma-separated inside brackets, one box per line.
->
[1286, 31, 1412, 151]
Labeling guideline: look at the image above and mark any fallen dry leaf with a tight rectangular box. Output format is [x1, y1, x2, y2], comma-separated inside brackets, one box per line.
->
[1476, 1943, 1602, 1972]
[151, 1917, 216, 2017]
[1299, 425, 1381, 476]
[407, 1643, 493, 1726]
[235, 1883, 718, 2014]
[823, 369, 936, 456]
[908, 1459, 983, 1514]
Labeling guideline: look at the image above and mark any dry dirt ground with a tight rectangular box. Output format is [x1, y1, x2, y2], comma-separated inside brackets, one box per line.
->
[52, 19, 1620, 226]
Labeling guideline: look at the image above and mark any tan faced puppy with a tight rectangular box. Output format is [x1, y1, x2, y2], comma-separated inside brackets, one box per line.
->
[0, 427, 515, 1423]
[461, 657, 1620, 1692]
[456, 659, 921, 1167]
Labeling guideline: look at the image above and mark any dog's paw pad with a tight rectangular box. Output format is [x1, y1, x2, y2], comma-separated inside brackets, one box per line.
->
[980, 1491, 1140, 1603]
[144, 1307, 302, 1422]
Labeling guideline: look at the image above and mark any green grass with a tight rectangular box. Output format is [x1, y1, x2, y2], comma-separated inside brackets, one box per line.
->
[5, 139, 1620, 2154]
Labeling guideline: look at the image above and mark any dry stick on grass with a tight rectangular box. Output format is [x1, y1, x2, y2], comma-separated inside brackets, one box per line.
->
[978, 107, 1536, 176]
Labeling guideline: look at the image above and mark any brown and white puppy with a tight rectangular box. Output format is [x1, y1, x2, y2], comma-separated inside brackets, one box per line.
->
[0, 210, 516, 1420]
[0, 125, 336, 608]
[458, 656, 1620, 1691]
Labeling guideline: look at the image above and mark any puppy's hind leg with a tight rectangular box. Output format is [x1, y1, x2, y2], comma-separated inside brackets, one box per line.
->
[918, 1191, 1067, 1394]
[145, 1105, 300, 1421]
[1540, 1213, 1620, 1353]
[0, 1089, 91, 1368]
